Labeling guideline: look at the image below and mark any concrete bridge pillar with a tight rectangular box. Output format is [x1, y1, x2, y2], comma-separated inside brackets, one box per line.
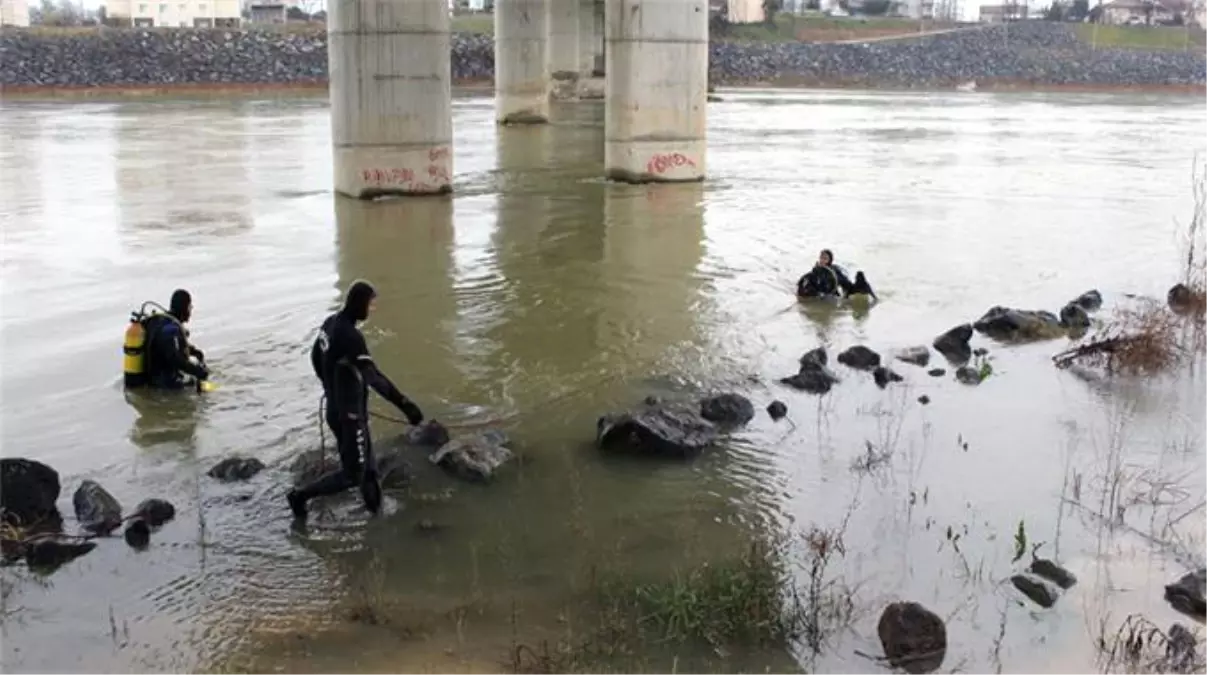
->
[604, 0, 708, 183]
[547, 0, 580, 99]
[328, 0, 452, 198]
[495, 0, 550, 125]
[577, 0, 598, 77]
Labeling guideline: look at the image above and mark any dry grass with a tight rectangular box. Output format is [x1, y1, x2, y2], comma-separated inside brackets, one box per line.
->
[1098, 614, 1206, 674]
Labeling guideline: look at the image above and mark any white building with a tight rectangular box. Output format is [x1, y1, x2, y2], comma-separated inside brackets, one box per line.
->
[0, 0, 31, 26]
[105, 0, 241, 27]
[727, 0, 766, 21]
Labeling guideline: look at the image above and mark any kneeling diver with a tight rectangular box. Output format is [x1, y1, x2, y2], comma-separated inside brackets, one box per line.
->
[124, 289, 209, 390]
[796, 249, 877, 301]
[287, 280, 425, 521]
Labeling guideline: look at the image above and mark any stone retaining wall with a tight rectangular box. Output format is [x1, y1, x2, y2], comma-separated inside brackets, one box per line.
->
[0, 22, 1202, 91]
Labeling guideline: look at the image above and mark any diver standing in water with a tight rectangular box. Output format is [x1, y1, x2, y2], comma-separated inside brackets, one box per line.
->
[288, 280, 425, 521]
[796, 249, 877, 301]
[125, 289, 209, 390]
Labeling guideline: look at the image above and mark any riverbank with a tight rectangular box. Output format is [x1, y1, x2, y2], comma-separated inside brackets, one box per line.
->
[0, 22, 1202, 96]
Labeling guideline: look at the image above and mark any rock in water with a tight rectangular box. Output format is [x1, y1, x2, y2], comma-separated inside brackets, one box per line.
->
[207, 457, 266, 482]
[597, 405, 719, 458]
[927, 368, 946, 377]
[932, 324, 973, 364]
[291, 447, 411, 490]
[133, 498, 176, 528]
[1168, 283, 1195, 313]
[799, 347, 828, 369]
[896, 346, 931, 367]
[1011, 573, 1058, 608]
[1029, 558, 1077, 590]
[1164, 568, 1206, 620]
[1059, 303, 1090, 330]
[782, 348, 841, 394]
[873, 366, 903, 389]
[877, 601, 947, 674]
[124, 519, 151, 549]
[1072, 289, 1103, 311]
[955, 366, 982, 386]
[973, 306, 1065, 342]
[766, 400, 788, 420]
[699, 393, 755, 426]
[429, 429, 513, 482]
[402, 420, 451, 448]
[1, 458, 62, 528]
[24, 536, 96, 572]
[837, 345, 881, 370]
[72, 480, 122, 536]
[918, 395, 931, 405]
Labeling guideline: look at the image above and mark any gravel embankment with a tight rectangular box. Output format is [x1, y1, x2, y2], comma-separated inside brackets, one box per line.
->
[0, 22, 1202, 90]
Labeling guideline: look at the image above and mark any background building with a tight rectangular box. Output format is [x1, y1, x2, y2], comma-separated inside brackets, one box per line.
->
[105, 0, 241, 27]
[1, 0, 31, 26]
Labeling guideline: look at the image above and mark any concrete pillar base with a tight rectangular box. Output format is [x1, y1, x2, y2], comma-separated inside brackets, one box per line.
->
[578, 76, 605, 100]
[550, 71, 581, 101]
[329, 0, 452, 198]
[604, 0, 708, 184]
[496, 0, 550, 126]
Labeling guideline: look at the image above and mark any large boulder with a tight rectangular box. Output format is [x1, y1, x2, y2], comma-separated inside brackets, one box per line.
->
[429, 429, 514, 483]
[1, 458, 62, 528]
[837, 345, 881, 370]
[973, 306, 1065, 342]
[402, 420, 452, 449]
[780, 348, 840, 395]
[596, 404, 719, 458]
[873, 366, 903, 389]
[132, 498, 176, 528]
[699, 393, 755, 427]
[207, 456, 266, 482]
[932, 324, 973, 364]
[72, 480, 123, 536]
[877, 601, 947, 674]
[1059, 303, 1090, 330]
[1071, 289, 1103, 311]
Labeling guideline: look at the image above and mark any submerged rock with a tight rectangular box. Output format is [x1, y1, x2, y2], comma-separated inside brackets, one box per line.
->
[207, 456, 266, 482]
[597, 405, 719, 458]
[877, 601, 947, 674]
[837, 345, 881, 370]
[1072, 289, 1103, 311]
[1059, 302, 1090, 330]
[799, 347, 828, 369]
[133, 498, 176, 528]
[766, 400, 788, 420]
[896, 346, 931, 367]
[1, 457, 62, 528]
[873, 366, 903, 389]
[1168, 283, 1197, 314]
[24, 536, 96, 572]
[782, 348, 841, 394]
[699, 393, 755, 427]
[1011, 573, 1058, 608]
[291, 447, 412, 490]
[917, 395, 931, 405]
[72, 480, 122, 536]
[955, 366, 982, 386]
[402, 420, 451, 448]
[1029, 558, 1077, 590]
[429, 429, 514, 482]
[1164, 567, 1206, 620]
[927, 368, 946, 377]
[974, 306, 1065, 342]
[932, 324, 973, 364]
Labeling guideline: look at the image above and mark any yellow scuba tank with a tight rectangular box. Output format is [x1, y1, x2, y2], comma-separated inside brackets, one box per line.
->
[123, 313, 148, 388]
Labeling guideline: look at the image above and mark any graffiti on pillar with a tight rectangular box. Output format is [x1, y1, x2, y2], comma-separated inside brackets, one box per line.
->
[359, 167, 445, 192]
[361, 168, 415, 184]
[428, 146, 450, 162]
[645, 152, 697, 175]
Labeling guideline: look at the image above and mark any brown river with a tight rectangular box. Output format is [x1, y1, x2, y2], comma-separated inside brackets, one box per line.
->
[1, 89, 1204, 673]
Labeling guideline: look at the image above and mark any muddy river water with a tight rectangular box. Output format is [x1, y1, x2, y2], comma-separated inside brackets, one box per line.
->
[1, 89, 1204, 673]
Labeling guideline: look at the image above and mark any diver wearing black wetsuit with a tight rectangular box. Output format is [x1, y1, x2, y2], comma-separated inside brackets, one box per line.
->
[287, 280, 424, 521]
[144, 289, 209, 389]
[796, 249, 877, 300]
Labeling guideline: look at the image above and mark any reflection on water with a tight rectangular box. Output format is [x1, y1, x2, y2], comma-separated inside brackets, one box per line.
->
[1, 90, 1205, 673]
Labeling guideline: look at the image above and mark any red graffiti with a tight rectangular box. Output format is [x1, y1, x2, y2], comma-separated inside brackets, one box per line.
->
[361, 167, 416, 185]
[428, 146, 450, 162]
[646, 152, 697, 175]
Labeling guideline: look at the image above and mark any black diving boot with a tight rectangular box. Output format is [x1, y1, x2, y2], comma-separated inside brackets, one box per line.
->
[287, 489, 308, 521]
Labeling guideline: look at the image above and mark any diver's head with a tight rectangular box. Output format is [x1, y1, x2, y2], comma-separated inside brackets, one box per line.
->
[342, 279, 377, 323]
[169, 289, 193, 323]
[818, 249, 834, 267]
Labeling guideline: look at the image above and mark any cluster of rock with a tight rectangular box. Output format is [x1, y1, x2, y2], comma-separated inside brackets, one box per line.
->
[0, 458, 176, 572]
[1, 23, 1201, 90]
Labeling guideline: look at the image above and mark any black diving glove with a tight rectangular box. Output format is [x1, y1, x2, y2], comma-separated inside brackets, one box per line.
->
[398, 400, 424, 426]
[189, 346, 205, 363]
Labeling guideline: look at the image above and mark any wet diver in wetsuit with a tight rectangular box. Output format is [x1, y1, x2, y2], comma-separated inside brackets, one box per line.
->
[796, 249, 877, 301]
[287, 280, 425, 521]
[142, 289, 209, 389]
